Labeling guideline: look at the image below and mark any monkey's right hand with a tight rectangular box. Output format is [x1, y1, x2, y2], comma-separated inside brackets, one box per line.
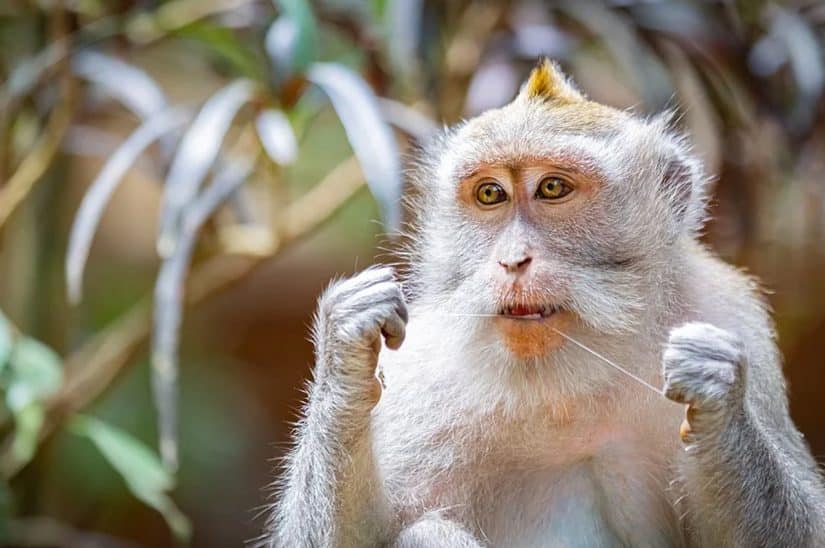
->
[314, 266, 407, 384]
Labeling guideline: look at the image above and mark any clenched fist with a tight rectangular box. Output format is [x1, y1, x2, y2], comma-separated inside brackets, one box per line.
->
[313, 266, 408, 387]
[662, 322, 746, 442]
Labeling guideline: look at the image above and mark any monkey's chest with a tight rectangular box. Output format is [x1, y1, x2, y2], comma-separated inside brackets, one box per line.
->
[473, 459, 682, 547]
[374, 412, 683, 547]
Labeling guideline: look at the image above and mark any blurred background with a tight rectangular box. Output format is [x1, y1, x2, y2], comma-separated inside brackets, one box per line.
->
[0, 0, 824, 546]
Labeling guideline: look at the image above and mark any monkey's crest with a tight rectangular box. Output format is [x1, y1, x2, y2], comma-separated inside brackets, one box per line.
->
[518, 58, 584, 103]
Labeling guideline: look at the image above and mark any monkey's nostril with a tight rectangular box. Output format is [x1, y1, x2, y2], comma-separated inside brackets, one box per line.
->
[498, 256, 532, 273]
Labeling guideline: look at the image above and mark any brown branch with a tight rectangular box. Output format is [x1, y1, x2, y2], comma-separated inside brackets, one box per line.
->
[0, 98, 72, 232]
[0, 3, 73, 229]
[278, 155, 364, 241]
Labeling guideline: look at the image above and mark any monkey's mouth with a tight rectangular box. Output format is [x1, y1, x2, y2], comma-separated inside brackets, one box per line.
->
[497, 303, 563, 320]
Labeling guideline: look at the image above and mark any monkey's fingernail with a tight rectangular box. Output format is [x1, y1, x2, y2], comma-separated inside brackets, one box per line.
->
[680, 419, 692, 442]
[367, 377, 382, 404]
[680, 405, 694, 442]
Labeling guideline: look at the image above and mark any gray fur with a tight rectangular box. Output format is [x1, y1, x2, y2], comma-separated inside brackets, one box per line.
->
[266, 69, 825, 547]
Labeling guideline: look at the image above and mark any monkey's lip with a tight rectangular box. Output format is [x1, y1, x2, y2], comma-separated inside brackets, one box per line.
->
[497, 304, 563, 320]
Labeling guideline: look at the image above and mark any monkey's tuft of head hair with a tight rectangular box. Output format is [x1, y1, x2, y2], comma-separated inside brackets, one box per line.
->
[518, 58, 585, 103]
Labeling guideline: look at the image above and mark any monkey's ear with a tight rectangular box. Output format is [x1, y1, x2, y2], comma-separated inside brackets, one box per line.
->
[662, 144, 709, 234]
[517, 58, 584, 103]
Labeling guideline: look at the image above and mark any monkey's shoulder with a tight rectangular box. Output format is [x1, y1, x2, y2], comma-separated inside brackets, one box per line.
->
[682, 240, 775, 344]
[682, 241, 793, 423]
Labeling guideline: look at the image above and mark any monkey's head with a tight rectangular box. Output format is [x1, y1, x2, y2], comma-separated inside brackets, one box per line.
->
[406, 59, 709, 360]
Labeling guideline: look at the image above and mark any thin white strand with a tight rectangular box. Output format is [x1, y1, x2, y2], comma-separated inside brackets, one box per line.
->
[443, 313, 663, 396]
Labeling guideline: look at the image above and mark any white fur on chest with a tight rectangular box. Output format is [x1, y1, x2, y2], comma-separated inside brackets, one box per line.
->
[476, 446, 683, 547]
[372, 331, 684, 547]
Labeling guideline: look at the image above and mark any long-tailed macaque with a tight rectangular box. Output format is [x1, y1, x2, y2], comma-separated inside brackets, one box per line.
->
[266, 60, 825, 547]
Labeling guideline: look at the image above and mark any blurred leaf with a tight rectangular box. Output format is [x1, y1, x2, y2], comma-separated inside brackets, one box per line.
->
[265, 17, 299, 80]
[63, 124, 130, 159]
[71, 50, 181, 162]
[560, 1, 673, 110]
[376, 98, 437, 141]
[513, 24, 576, 60]
[0, 312, 11, 372]
[0, 41, 64, 110]
[0, 335, 62, 476]
[69, 415, 191, 542]
[773, 10, 824, 98]
[629, 2, 719, 46]
[255, 108, 298, 164]
[176, 20, 264, 80]
[72, 50, 168, 120]
[152, 156, 255, 472]
[385, 0, 424, 85]
[510, 2, 575, 59]
[464, 59, 520, 116]
[2, 404, 44, 477]
[125, 0, 261, 44]
[266, 0, 318, 77]
[749, 34, 788, 77]
[5, 337, 62, 414]
[157, 79, 255, 258]
[66, 106, 192, 304]
[307, 62, 402, 230]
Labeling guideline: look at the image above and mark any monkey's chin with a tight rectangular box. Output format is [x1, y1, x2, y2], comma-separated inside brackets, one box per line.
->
[494, 310, 573, 360]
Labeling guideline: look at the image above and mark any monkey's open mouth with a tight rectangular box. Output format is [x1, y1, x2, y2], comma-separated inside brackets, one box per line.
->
[498, 304, 563, 320]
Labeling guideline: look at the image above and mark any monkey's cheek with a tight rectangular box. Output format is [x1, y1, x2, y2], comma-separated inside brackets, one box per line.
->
[495, 312, 573, 360]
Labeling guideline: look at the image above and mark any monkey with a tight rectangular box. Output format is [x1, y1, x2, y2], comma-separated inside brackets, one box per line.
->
[265, 59, 825, 547]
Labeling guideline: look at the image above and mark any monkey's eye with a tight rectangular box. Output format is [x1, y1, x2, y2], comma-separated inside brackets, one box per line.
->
[475, 180, 508, 206]
[536, 177, 573, 200]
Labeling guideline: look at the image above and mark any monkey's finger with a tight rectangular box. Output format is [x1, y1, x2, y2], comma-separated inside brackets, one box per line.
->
[328, 266, 396, 304]
[663, 382, 689, 405]
[381, 311, 406, 350]
[336, 282, 400, 318]
[395, 298, 408, 323]
[342, 265, 395, 293]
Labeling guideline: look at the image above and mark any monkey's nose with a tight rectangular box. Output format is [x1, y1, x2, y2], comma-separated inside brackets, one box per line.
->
[498, 256, 532, 273]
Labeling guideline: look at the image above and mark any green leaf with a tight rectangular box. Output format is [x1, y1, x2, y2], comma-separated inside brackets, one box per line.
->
[0, 334, 61, 476]
[267, 0, 318, 77]
[176, 21, 264, 80]
[69, 415, 191, 542]
[6, 337, 62, 413]
[0, 312, 11, 372]
[1, 403, 44, 476]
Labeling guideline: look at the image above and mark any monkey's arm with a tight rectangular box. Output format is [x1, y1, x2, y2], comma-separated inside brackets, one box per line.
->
[267, 267, 407, 547]
[663, 322, 825, 547]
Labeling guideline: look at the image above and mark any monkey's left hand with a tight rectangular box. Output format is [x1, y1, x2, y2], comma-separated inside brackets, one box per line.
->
[661, 322, 746, 442]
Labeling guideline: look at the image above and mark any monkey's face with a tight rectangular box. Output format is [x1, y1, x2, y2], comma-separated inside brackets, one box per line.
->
[408, 62, 706, 361]
[452, 158, 598, 358]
